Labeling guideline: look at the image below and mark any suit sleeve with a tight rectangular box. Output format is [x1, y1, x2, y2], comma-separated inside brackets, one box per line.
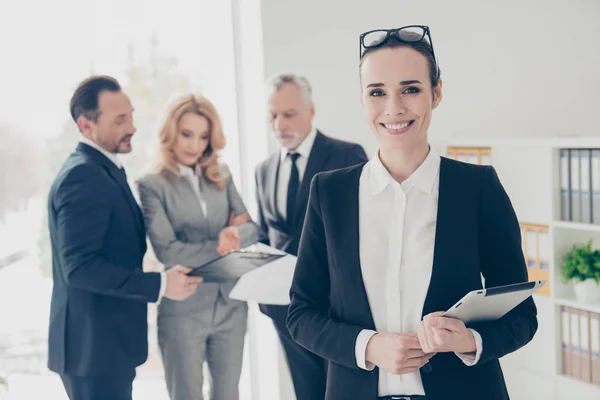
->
[469, 166, 538, 364]
[136, 178, 220, 268]
[345, 144, 369, 166]
[287, 174, 365, 370]
[254, 168, 270, 245]
[55, 165, 161, 302]
[224, 168, 261, 248]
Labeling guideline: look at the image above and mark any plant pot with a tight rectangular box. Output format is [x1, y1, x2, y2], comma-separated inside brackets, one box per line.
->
[573, 279, 600, 303]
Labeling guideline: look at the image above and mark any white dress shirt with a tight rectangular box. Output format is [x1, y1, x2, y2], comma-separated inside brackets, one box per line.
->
[78, 137, 167, 302]
[276, 127, 317, 219]
[354, 148, 482, 396]
[178, 164, 208, 216]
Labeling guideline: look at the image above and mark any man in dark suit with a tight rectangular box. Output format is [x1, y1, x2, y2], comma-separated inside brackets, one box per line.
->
[255, 73, 368, 400]
[47, 75, 202, 400]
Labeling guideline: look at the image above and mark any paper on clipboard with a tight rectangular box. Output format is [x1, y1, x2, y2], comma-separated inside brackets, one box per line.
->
[229, 243, 297, 305]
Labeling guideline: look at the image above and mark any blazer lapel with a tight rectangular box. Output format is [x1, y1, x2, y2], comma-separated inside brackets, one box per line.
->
[342, 165, 377, 330]
[264, 153, 290, 227]
[422, 157, 459, 316]
[77, 144, 146, 241]
[293, 131, 333, 223]
[182, 174, 207, 222]
[107, 166, 146, 239]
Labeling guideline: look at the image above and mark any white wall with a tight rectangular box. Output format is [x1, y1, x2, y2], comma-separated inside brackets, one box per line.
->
[261, 0, 600, 156]
[234, 1, 298, 399]
[258, 1, 600, 399]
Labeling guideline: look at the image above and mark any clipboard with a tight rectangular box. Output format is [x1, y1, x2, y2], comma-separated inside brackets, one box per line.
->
[187, 249, 286, 283]
[443, 280, 546, 324]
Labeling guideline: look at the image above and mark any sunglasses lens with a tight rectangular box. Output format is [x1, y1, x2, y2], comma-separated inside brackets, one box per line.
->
[362, 30, 389, 48]
[397, 26, 427, 42]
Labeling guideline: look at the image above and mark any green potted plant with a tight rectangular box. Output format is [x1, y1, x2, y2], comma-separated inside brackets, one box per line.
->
[561, 240, 600, 303]
[0, 375, 8, 399]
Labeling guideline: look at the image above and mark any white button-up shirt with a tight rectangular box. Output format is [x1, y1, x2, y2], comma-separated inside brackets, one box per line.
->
[354, 147, 482, 396]
[276, 127, 317, 219]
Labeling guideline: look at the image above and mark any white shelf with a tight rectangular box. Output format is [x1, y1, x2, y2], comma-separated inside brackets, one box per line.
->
[556, 374, 600, 397]
[431, 136, 600, 399]
[554, 295, 600, 314]
[433, 136, 600, 149]
[552, 221, 600, 233]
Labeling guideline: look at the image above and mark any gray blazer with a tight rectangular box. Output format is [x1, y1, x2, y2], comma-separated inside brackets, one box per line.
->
[136, 164, 260, 301]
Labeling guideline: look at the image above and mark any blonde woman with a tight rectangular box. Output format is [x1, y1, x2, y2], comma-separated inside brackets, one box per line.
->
[136, 94, 259, 400]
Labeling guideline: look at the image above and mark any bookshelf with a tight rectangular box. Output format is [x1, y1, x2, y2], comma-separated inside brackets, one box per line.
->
[555, 297, 600, 315]
[432, 137, 600, 400]
[521, 223, 551, 296]
[446, 146, 492, 164]
[552, 220, 600, 233]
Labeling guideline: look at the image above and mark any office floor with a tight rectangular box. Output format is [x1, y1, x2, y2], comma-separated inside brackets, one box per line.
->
[0, 255, 252, 400]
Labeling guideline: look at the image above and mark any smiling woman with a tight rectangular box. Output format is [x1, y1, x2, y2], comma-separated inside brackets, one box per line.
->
[286, 25, 539, 400]
[359, 28, 441, 181]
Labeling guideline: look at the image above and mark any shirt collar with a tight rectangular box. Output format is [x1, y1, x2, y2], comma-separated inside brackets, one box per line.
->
[369, 146, 440, 196]
[279, 127, 318, 162]
[177, 163, 197, 178]
[79, 136, 121, 168]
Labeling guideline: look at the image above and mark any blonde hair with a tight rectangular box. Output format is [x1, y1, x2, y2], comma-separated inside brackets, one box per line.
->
[155, 94, 227, 189]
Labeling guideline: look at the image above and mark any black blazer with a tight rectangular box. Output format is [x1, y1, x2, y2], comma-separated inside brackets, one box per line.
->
[254, 130, 368, 257]
[287, 158, 538, 400]
[47, 143, 161, 378]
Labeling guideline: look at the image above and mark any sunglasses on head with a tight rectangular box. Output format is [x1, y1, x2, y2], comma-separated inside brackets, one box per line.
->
[359, 25, 437, 64]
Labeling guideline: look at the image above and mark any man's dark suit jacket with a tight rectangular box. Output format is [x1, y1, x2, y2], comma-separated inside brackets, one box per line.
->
[287, 158, 538, 400]
[47, 143, 161, 378]
[254, 130, 368, 399]
[254, 130, 368, 258]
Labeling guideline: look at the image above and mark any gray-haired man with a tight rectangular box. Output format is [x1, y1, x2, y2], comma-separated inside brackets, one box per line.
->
[255, 74, 368, 400]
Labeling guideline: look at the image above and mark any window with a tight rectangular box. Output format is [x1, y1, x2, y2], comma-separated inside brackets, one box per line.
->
[0, 1, 249, 398]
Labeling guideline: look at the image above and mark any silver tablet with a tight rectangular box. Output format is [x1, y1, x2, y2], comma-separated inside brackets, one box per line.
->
[443, 280, 546, 324]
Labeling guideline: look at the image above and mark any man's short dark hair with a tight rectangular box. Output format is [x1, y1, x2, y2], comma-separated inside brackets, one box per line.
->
[70, 75, 121, 123]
